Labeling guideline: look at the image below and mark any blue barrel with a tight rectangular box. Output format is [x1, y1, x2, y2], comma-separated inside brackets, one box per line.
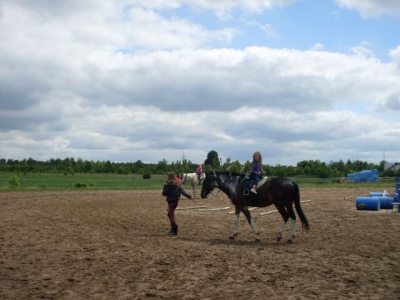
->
[379, 197, 395, 209]
[370, 192, 388, 197]
[356, 197, 380, 211]
[396, 190, 400, 210]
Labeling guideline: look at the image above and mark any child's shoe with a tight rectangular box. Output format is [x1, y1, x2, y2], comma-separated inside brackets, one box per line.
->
[250, 188, 257, 194]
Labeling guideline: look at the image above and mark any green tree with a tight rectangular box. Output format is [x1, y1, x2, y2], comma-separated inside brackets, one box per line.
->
[84, 160, 94, 173]
[156, 159, 168, 174]
[204, 150, 220, 169]
[229, 163, 241, 174]
[243, 160, 251, 173]
[221, 157, 231, 171]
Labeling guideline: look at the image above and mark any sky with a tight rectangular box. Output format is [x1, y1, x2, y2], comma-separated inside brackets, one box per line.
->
[0, 0, 399, 167]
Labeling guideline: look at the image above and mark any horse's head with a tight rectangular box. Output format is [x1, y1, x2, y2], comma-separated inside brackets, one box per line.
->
[201, 172, 218, 199]
[181, 173, 188, 184]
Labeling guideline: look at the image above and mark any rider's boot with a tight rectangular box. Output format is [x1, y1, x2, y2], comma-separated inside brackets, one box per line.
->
[169, 225, 178, 236]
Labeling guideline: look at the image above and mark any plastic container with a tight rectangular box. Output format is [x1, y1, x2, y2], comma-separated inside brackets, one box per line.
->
[396, 189, 400, 207]
[396, 177, 400, 202]
[378, 197, 395, 209]
[369, 192, 388, 197]
[356, 197, 380, 211]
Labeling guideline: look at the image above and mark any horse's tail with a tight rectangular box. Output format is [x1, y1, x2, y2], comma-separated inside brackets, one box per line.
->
[293, 182, 310, 232]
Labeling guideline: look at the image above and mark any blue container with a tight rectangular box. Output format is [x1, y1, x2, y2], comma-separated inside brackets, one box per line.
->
[379, 197, 395, 209]
[370, 192, 388, 197]
[356, 197, 380, 211]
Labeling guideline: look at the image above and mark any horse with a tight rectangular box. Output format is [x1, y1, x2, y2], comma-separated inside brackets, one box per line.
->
[181, 173, 204, 199]
[200, 171, 310, 243]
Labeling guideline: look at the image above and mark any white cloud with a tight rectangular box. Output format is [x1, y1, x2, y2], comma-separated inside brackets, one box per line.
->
[258, 23, 279, 38]
[129, 0, 300, 18]
[1, 0, 399, 166]
[349, 45, 375, 58]
[389, 46, 400, 68]
[311, 43, 325, 51]
[334, 0, 400, 17]
[1, 104, 398, 165]
[3, 45, 399, 115]
[0, 2, 238, 54]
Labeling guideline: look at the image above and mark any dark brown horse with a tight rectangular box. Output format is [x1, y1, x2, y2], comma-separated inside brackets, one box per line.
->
[200, 171, 310, 243]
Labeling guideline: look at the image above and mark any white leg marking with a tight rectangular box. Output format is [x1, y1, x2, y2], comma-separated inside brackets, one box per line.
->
[230, 211, 240, 239]
[277, 220, 286, 241]
[250, 218, 260, 240]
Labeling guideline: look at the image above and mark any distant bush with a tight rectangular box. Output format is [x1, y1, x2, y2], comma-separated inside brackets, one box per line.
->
[74, 182, 87, 188]
[8, 174, 20, 189]
[38, 184, 47, 190]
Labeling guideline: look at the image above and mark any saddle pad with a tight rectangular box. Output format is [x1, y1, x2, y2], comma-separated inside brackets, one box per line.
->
[256, 176, 268, 188]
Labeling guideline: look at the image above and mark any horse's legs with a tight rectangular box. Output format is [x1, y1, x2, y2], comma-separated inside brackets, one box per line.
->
[242, 207, 261, 242]
[287, 205, 297, 243]
[277, 220, 286, 242]
[192, 184, 196, 199]
[191, 179, 198, 199]
[276, 204, 297, 243]
[229, 208, 241, 240]
[276, 204, 290, 242]
[290, 219, 297, 242]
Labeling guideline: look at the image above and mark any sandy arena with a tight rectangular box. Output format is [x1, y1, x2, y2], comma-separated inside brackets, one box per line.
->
[1, 187, 399, 299]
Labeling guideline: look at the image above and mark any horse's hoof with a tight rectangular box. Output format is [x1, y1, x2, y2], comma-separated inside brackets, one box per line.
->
[229, 236, 235, 240]
[277, 237, 282, 242]
[287, 239, 293, 244]
[255, 238, 261, 243]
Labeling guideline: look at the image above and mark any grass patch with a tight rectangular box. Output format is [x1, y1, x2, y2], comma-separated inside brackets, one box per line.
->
[0, 173, 397, 191]
[0, 173, 167, 191]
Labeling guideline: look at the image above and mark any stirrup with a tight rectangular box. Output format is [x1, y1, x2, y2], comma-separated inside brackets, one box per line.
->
[243, 189, 249, 196]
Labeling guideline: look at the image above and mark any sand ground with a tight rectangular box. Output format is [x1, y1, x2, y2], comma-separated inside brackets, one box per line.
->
[1, 187, 399, 300]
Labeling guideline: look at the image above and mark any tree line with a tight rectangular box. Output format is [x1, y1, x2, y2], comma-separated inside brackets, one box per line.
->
[0, 150, 398, 178]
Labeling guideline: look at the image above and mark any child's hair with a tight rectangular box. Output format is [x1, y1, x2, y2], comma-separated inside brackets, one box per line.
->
[253, 151, 262, 163]
[167, 172, 176, 184]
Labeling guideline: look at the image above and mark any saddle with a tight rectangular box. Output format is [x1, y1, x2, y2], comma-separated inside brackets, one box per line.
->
[240, 174, 268, 196]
